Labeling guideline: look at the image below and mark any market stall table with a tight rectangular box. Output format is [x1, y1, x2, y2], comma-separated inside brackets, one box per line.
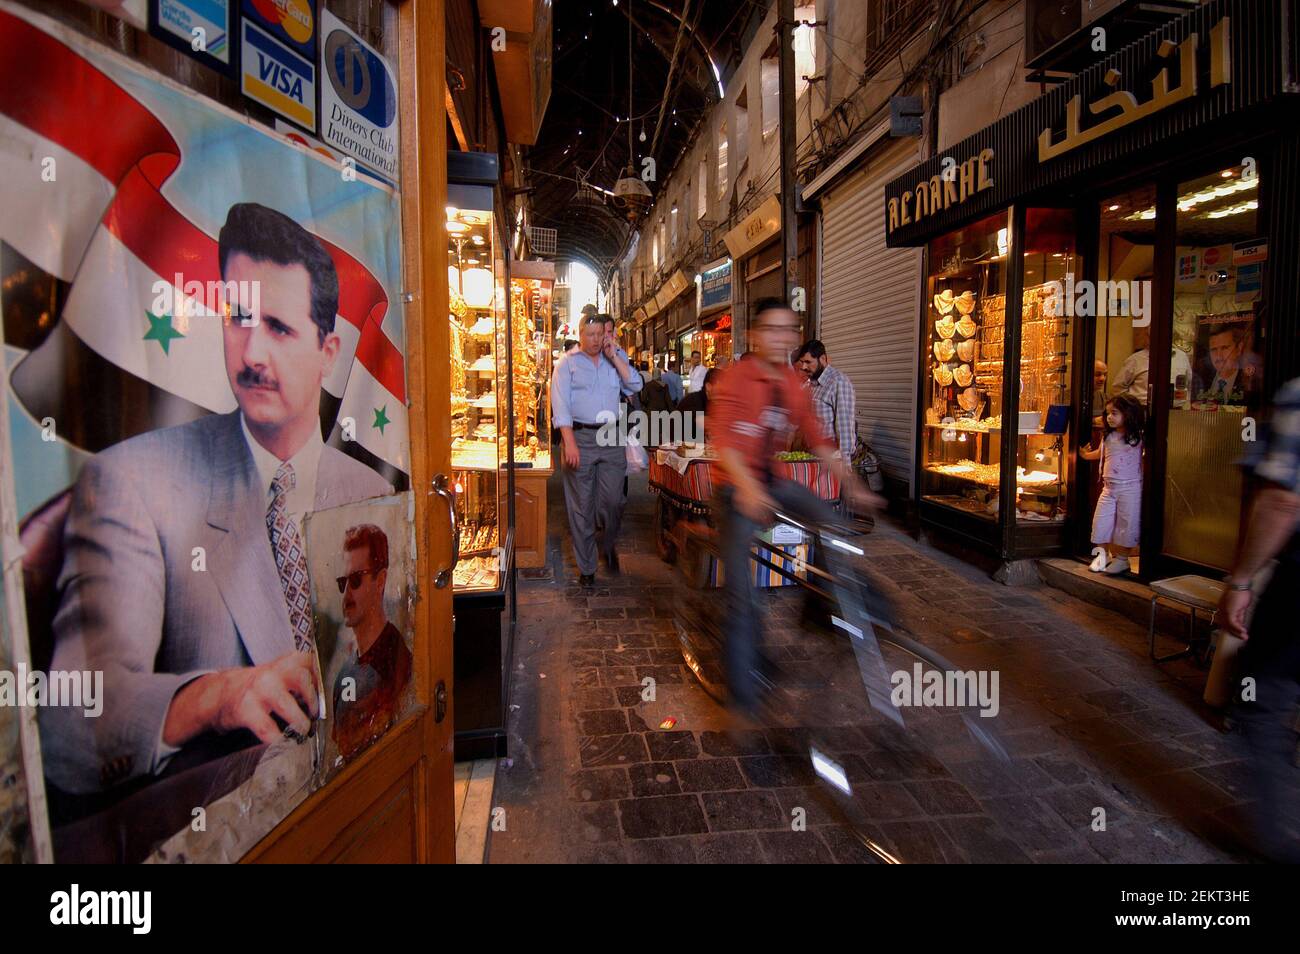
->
[648, 447, 841, 588]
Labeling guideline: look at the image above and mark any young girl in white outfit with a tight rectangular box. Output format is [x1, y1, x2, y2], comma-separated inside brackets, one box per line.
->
[1079, 394, 1145, 574]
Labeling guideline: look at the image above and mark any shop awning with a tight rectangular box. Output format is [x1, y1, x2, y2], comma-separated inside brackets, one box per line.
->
[723, 194, 781, 260]
[654, 269, 692, 311]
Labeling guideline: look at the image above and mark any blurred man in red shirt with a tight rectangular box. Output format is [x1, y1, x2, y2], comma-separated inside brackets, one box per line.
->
[711, 298, 880, 713]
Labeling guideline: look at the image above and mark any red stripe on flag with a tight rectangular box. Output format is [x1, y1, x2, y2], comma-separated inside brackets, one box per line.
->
[0, 9, 177, 184]
[354, 318, 407, 404]
[1, 6, 398, 399]
[106, 161, 391, 338]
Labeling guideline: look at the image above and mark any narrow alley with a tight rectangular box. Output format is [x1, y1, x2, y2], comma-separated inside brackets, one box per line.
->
[488, 472, 1252, 864]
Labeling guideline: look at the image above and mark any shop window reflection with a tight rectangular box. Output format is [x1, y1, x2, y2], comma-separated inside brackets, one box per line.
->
[1093, 185, 1158, 565]
[1163, 164, 1265, 569]
[1016, 208, 1076, 523]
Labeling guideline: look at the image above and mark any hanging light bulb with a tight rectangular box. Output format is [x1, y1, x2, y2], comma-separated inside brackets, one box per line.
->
[462, 267, 494, 309]
[639, 128, 646, 143]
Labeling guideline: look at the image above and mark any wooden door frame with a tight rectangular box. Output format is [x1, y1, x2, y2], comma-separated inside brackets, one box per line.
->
[245, 0, 455, 863]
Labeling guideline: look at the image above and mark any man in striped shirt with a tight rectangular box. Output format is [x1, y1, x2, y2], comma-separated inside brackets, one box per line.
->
[795, 340, 857, 459]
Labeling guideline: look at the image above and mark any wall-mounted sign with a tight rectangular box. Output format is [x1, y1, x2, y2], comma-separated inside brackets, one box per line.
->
[241, 16, 316, 131]
[1038, 18, 1231, 163]
[723, 194, 781, 260]
[148, 0, 237, 78]
[656, 269, 690, 310]
[644, 295, 661, 318]
[888, 148, 994, 235]
[699, 257, 732, 313]
[1233, 239, 1267, 264]
[319, 9, 399, 183]
[242, 0, 316, 61]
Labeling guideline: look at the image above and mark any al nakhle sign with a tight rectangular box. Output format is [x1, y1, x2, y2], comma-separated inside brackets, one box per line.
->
[882, 0, 1285, 248]
[887, 148, 994, 236]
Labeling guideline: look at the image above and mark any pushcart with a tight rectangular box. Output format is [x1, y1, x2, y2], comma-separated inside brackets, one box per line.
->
[673, 508, 1009, 862]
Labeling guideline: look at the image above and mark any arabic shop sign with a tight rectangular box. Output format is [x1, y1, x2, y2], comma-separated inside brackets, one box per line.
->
[699, 258, 732, 312]
[1039, 18, 1232, 163]
[656, 269, 691, 310]
[887, 148, 994, 235]
[723, 195, 781, 259]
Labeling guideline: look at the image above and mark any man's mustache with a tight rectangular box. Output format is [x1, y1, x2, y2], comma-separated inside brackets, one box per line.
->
[236, 366, 279, 390]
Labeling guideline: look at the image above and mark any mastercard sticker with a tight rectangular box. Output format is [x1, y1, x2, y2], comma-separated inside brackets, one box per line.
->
[243, 0, 318, 60]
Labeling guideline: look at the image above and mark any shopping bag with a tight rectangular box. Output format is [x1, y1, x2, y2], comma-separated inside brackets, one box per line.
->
[626, 435, 648, 473]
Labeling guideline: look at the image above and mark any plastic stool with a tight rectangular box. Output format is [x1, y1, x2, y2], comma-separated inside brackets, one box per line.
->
[1148, 575, 1224, 664]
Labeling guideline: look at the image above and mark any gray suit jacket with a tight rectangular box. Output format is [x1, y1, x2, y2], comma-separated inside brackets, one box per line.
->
[39, 411, 392, 794]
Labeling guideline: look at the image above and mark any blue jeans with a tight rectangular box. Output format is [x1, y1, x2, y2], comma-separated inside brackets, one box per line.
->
[716, 479, 841, 711]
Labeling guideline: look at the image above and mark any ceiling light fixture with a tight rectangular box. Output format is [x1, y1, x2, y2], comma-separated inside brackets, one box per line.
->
[611, 0, 653, 222]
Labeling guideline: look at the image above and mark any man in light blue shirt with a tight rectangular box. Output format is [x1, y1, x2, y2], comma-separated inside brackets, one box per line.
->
[660, 362, 684, 404]
[552, 313, 642, 583]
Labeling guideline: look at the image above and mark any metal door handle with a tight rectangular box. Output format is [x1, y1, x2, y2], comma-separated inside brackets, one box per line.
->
[432, 473, 459, 588]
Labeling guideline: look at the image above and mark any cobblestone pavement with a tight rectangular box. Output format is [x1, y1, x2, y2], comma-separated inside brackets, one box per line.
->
[486, 472, 1258, 864]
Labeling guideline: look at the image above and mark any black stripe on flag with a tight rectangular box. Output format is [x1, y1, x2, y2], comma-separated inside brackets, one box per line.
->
[327, 424, 411, 492]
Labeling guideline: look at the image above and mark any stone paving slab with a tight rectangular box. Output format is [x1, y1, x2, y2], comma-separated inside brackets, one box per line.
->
[485, 473, 1260, 864]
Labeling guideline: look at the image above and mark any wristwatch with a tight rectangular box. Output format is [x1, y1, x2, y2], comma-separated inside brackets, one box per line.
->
[1227, 580, 1252, 592]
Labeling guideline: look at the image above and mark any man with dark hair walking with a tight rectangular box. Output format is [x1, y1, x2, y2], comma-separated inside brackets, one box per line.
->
[795, 339, 857, 460]
[712, 298, 880, 714]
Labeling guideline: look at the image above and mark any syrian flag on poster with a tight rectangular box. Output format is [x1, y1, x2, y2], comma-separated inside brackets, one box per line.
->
[0, 112, 115, 285]
[0, 3, 407, 486]
[332, 317, 409, 484]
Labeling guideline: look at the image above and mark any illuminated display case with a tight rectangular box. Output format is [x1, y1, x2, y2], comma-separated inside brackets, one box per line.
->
[917, 208, 1077, 560]
[508, 259, 555, 569]
[508, 260, 554, 471]
[448, 200, 507, 593]
[448, 151, 517, 761]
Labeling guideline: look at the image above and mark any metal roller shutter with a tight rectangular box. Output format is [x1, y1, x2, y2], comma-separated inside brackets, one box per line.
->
[818, 141, 922, 494]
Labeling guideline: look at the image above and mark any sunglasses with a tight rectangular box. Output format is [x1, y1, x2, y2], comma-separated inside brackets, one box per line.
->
[336, 567, 380, 593]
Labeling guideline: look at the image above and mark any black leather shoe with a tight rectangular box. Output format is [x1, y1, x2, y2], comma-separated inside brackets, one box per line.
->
[603, 551, 620, 574]
[578, 573, 596, 586]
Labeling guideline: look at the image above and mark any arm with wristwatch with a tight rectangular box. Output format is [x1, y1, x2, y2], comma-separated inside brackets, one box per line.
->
[1217, 377, 1300, 638]
[1218, 484, 1300, 638]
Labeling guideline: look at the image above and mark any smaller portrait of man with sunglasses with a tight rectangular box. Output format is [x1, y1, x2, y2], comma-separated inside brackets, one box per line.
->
[329, 523, 413, 762]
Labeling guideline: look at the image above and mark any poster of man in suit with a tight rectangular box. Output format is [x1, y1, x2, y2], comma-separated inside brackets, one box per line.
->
[0, 4, 408, 862]
[1191, 314, 1263, 409]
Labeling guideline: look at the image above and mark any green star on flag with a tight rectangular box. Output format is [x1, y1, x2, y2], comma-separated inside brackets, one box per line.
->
[372, 405, 391, 434]
[143, 309, 184, 355]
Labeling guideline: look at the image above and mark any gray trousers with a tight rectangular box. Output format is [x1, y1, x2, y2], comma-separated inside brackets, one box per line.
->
[561, 427, 627, 575]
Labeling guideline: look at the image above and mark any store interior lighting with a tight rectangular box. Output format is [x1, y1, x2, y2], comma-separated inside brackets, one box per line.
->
[1125, 170, 1257, 221]
[461, 266, 494, 308]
